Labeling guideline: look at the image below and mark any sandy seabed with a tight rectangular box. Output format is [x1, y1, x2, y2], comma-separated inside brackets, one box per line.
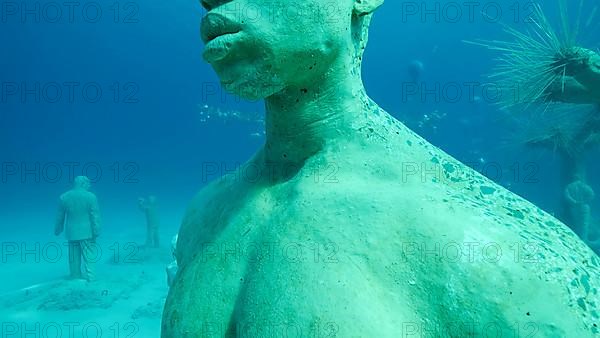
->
[1, 232, 171, 338]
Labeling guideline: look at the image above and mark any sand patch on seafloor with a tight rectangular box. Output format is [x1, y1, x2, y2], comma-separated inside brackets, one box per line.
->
[0, 238, 172, 338]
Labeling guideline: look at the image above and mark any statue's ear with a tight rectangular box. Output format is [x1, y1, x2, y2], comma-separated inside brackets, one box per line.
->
[353, 0, 384, 16]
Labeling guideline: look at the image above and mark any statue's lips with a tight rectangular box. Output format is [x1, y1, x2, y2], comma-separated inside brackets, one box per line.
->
[200, 13, 241, 44]
[202, 32, 242, 63]
[201, 13, 242, 63]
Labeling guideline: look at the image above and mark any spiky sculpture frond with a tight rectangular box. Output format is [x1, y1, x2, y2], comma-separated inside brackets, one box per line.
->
[464, 1, 595, 111]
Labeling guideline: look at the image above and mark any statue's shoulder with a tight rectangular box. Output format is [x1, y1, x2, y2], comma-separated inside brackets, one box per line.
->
[176, 154, 265, 265]
[353, 108, 600, 333]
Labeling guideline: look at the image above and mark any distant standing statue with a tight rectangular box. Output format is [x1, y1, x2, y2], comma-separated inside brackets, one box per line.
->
[138, 195, 160, 248]
[54, 176, 101, 281]
[407, 59, 424, 83]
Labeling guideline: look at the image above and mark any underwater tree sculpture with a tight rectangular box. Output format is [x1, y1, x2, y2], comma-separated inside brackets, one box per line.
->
[519, 104, 600, 249]
[468, 0, 600, 249]
[163, 0, 600, 336]
[565, 180, 595, 241]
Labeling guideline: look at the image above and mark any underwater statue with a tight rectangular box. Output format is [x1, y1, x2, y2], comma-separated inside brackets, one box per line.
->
[163, 0, 600, 336]
[54, 176, 101, 281]
[138, 195, 160, 248]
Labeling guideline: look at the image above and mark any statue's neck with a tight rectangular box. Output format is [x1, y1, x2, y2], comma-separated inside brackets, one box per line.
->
[262, 60, 366, 166]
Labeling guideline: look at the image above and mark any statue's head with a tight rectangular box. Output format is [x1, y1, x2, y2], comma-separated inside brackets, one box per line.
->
[200, 0, 384, 100]
[73, 176, 91, 190]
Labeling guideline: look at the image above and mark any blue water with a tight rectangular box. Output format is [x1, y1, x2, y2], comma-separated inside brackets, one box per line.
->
[1, 0, 599, 274]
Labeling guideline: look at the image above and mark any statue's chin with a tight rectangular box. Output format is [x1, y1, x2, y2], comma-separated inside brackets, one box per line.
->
[222, 80, 284, 101]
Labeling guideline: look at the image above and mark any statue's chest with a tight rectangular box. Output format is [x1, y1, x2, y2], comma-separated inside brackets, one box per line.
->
[174, 197, 279, 287]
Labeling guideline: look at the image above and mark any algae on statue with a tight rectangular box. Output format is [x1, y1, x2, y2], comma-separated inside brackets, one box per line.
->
[162, 0, 600, 336]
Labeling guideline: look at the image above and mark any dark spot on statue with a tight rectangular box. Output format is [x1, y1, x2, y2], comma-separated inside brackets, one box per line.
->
[301, 88, 308, 94]
[526, 312, 530, 316]
[480, 186, 496, 195]
[443, 163, 455, 173]
[169, 309, 181, 326]
[581, 274, 591, 294]
[578, 298, 587, 311]
[283, 154, 287, 158]
[505, 207, 525, 220]
[296, 99, 299, 103]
